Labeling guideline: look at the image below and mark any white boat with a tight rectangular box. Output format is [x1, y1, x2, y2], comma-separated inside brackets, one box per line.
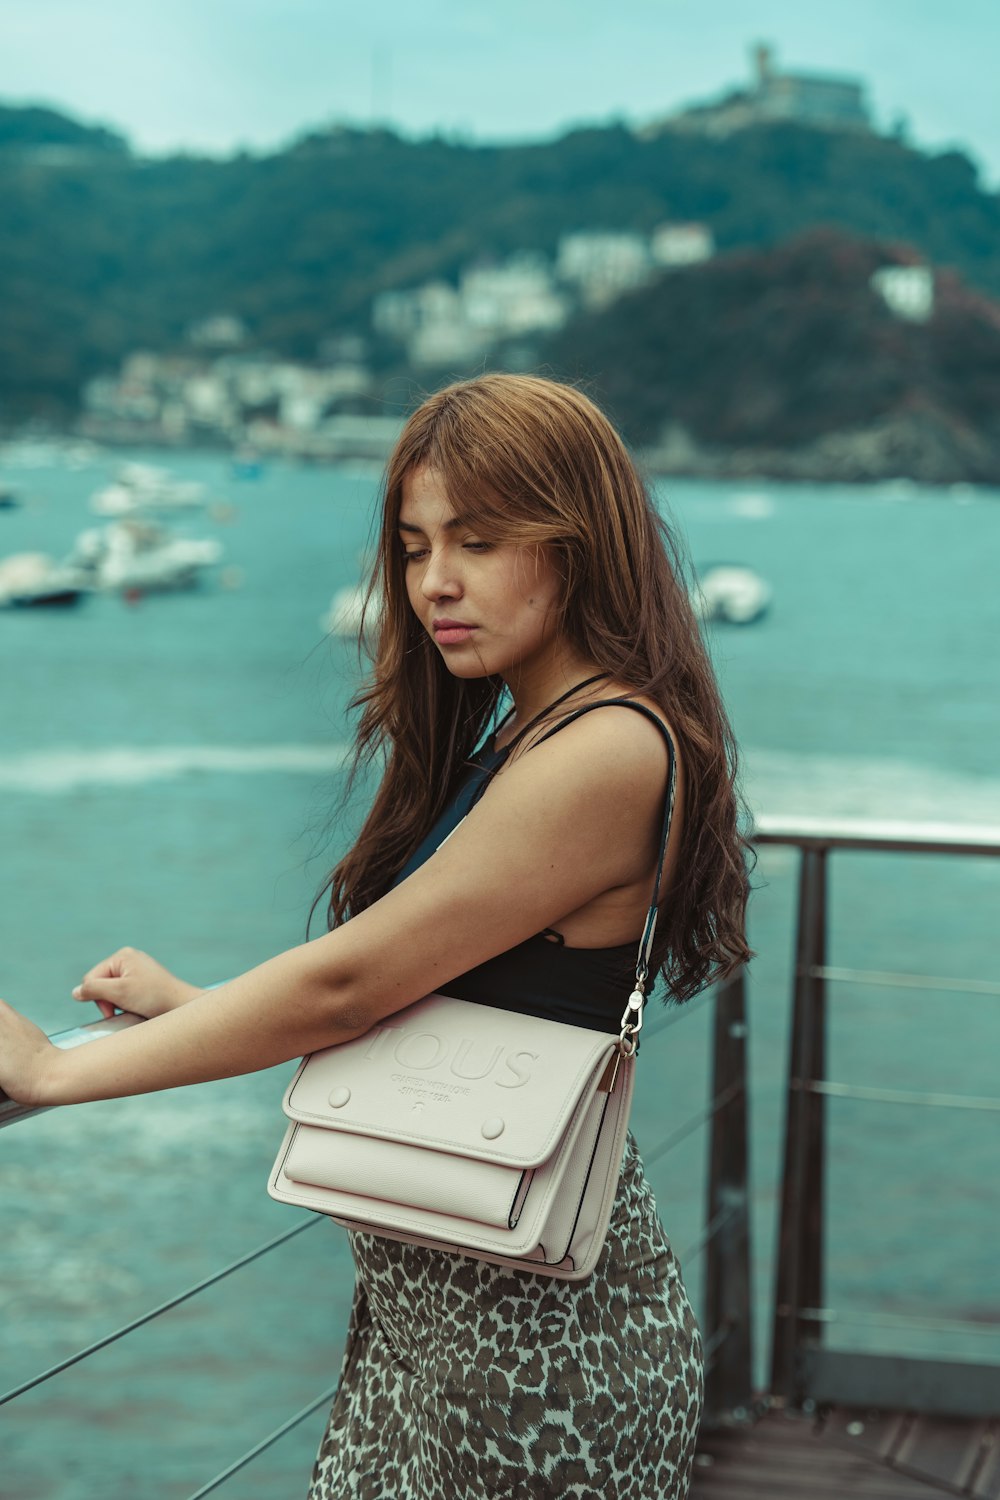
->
[90, 463, 207, 517]
[321, 583, 373, 636]
[691, 566, 771, 625]
[0, 552, 88, 608]
[68, 520, 223, 593]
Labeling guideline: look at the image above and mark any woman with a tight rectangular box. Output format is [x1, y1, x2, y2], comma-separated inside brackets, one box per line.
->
[0, 374, 752, 1499]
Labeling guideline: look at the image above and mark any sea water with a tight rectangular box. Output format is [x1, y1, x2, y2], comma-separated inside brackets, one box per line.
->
[1, 450, 998, 1498]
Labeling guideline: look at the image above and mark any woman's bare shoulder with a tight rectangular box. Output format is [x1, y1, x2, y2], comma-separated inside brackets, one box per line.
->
[518, 687, 681, 777]
[497, 692, 680, 848]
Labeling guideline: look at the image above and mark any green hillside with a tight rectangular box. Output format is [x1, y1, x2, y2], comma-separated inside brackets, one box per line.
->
[1, 104, 999, 423]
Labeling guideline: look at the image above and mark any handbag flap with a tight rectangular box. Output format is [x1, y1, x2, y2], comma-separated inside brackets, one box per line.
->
[283, 992, 618, 1169]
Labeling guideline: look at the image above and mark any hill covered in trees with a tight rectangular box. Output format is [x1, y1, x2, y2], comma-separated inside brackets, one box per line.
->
[2, 101, 1000, 435]
[543, 228, 1000, 483]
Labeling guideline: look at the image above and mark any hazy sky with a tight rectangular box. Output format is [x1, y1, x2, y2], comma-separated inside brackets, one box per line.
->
[3, 0, 998, 184]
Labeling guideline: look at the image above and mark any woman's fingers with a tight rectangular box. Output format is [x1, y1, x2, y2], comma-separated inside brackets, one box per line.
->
[73, 971, 124, 998]
[72, 972, 126, 1010]
[72, 950, 138, 1016]
[69, 948, 196, 1022]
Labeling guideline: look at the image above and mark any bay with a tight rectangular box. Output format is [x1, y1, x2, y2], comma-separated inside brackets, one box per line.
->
[1, 448, 998, 1498]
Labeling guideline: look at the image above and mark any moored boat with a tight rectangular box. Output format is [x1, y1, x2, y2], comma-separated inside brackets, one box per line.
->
[67, 519, 223, 593]
[0, 552, 87, 607]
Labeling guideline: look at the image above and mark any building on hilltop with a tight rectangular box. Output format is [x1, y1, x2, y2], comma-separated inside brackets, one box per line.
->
[750, 43, 870, 130]
[642, 42, 872, 140]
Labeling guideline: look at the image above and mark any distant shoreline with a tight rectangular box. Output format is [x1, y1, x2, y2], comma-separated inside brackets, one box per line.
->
[3, 419, 995, 492]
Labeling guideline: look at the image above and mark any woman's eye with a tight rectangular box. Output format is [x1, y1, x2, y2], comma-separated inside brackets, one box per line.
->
[402, 549, 428, 562]
[463, 541, 492, 553]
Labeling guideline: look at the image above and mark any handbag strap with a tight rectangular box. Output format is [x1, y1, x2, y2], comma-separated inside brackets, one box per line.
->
[531, 699, 678, 1055]
[489, 672, 610, 759]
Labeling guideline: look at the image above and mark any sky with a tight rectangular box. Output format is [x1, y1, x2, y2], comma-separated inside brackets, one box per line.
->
[2, 0, 999, 185]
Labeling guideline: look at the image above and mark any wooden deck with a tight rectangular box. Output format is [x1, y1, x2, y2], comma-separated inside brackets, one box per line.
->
[692, 1406, 1000, 1498]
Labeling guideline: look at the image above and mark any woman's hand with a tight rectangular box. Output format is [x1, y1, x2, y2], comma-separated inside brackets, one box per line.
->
[72, 948, 203, 1021]
[0, 998, 60, 1107]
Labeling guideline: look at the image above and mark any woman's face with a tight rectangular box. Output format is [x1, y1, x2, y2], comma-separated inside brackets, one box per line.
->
[398, 465, 563, 683]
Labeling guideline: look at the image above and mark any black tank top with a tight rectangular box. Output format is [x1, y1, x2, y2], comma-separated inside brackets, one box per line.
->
[391, 699, 677, 1034]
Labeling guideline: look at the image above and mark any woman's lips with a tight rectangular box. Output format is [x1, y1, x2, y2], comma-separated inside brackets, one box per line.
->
[433, 623, 477, 645]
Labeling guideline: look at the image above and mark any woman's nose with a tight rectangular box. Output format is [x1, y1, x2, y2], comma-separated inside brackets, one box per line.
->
[420, 549, 461, 600]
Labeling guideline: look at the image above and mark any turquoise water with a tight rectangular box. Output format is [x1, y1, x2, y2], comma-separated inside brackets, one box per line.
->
[2, 449, 999, 1498]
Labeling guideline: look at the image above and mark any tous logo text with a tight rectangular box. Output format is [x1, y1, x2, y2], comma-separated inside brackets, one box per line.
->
[363, 1025, 538, 1088]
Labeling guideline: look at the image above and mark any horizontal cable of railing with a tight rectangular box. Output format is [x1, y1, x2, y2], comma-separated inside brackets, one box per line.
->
[701, 1322, 733, 1364]
[186, 1383, 339, 1500]
[806, 964, 1000, 997]
[795, 1078, 1000, 1112]
[797, 1306, 1000, 1339]
[0, 1217, 320, 1408]
[643, 1082, 742, 1168]
[639, 985, 715, 1040]
[679, 1203, 739, 1267]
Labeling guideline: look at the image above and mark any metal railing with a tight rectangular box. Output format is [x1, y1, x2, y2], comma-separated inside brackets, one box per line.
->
[760, 815, 1000, 1420]
[0, 957, 754, 1488]
[6, 813, 995, 1488]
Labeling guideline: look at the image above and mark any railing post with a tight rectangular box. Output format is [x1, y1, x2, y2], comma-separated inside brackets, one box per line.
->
[770, 845, 828, 1403]
[702, 966, 754, 1425]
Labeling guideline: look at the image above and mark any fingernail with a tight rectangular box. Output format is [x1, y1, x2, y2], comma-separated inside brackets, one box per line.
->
[72, 986, 82, 998]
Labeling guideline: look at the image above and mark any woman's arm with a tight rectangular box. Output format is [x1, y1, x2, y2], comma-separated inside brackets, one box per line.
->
[0, 705, 676, 1110]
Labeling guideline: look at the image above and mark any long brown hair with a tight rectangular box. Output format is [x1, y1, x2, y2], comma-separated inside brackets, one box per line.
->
[321, 373, 754, 1003]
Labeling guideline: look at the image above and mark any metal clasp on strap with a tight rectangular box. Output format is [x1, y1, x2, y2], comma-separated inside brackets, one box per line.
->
[618, 986, 645, 1057]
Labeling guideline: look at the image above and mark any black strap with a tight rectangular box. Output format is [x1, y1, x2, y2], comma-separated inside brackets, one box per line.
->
[492, 673, 610, 761]
[532, 699, 677, 990]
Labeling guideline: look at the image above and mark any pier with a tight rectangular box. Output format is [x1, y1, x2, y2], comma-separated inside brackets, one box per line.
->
[3, 817, 999, 1498]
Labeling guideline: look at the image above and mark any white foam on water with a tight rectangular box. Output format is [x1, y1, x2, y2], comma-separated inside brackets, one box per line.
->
[0, 742, 350, 792]
[744, 746, 1000, 828]
[3, 741, 999, 830]
[728, 491, 777, 519]
[667, 489, 778, 522]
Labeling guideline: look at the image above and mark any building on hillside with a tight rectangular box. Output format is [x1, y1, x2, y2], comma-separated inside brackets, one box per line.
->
[870, 265, 935, 323]
[651, 223, 715, 268]
[372, 283, 458, 343]
[187, 314, 248, 351]
[556, 232, 652, 309]
[373, 256, 569, 367]
[460, 254, 568, 338]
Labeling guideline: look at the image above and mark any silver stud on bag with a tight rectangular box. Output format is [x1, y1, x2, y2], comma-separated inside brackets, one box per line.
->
[328, 1086, 352, 1108]
[481, 1116, 505, 1139]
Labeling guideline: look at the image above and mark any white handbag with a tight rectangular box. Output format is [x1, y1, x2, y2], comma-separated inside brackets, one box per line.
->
[268, 702, 676, 1280]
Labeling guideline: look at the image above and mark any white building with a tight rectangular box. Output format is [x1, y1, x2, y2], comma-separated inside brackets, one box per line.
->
[870, 265, 935, 324]
[187, 314, 247, 350]
[374, 257, 568, 368]
[460, 255, 568, 338]
[651, 223, 715, 268]
[184, 373, 233, 426]
[372, 283, 461, 342]
[556, 232, 652, 308]
[752, 43, 871, 131]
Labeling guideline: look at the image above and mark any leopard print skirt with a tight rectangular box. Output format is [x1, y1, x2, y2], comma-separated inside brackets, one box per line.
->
[307, 1131, 703, 1499]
